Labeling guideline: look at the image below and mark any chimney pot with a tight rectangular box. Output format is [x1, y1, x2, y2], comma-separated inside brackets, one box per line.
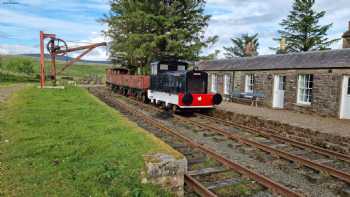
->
[343, 21, 350, 49]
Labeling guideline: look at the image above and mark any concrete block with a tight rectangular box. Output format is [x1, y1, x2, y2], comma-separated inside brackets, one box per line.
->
[142, 153, 187, 197]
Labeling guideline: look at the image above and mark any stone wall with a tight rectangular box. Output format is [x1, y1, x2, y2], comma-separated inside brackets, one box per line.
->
[207, 69, 350, 118]
[207, 71, 234, 100]
[212, 109, 350, 154]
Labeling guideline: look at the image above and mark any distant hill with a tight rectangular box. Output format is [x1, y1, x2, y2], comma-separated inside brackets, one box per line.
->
[21, 54, 112, 65]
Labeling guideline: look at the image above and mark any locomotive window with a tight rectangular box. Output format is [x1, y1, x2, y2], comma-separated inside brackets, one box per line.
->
[187, 72, 207, 94]
[178, 66, 186, 71]
[160, 64, 169, 70]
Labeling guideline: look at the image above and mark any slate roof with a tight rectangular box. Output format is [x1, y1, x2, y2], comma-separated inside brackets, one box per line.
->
[197, 48, 350, 71]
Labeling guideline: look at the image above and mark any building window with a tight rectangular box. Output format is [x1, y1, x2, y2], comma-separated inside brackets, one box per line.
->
[224, 74, 231, 95]
[348, 78, 350, 95]
[211, 74, 217, 93]
[278, 76, 286, 91]
[245, 74, 254, 93]
[297, 74, 313, 105]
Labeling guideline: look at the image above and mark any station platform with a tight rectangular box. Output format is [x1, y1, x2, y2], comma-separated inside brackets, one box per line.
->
[217, 102, 350, 138]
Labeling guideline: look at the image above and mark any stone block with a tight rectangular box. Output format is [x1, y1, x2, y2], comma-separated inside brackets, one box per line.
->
[142, 153, 187, 197]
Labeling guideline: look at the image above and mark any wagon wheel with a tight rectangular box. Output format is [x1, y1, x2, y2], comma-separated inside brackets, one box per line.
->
[142, 94, 149, 103]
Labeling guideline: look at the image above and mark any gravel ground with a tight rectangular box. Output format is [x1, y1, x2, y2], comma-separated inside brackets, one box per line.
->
[0, 84, 26, 103]
[217, 102, 350, 138]
[161, 120, 341, 197]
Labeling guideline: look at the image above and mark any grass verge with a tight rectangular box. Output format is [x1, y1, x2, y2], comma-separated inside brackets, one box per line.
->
[0, 86, 176, 197]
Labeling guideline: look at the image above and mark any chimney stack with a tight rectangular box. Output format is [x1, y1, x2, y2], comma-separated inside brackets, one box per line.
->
[342, 21, 350, 49]
[245, 41, 256, 57]
[280, 37, 287, 52]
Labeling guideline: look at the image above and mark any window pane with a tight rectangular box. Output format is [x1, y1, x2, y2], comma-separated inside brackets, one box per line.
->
[298, 74, 313, 104]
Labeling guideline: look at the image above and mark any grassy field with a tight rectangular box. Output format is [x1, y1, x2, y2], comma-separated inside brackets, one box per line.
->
[0, 86, 176, 196]
[0, 55, 110, 83]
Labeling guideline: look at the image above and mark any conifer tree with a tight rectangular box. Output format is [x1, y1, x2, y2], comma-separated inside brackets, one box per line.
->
[223, 33, 259, 58]
[274, 0, 339, 53]
[103, 0, 217, 71]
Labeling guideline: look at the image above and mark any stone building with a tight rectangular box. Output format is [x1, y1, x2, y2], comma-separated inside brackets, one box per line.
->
[197, 23, 350, 119]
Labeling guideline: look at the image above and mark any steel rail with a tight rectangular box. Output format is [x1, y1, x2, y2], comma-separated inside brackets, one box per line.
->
[195, 113, 350, 164]
[185, 174, 218, 197]
[180, 115, 350, 184]
[104, 93, 303, 197]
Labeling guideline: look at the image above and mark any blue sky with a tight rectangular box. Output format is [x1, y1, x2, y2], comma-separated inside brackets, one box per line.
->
[1, 0, 349, 60]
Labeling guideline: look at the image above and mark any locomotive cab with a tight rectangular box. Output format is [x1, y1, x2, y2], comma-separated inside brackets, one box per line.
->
[148, 61, 222, 109]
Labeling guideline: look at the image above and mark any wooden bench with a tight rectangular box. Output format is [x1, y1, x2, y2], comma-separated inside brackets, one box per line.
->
[230, 91, 265, 107]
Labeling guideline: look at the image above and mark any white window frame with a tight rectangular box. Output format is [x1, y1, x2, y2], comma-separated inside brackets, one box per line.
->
[224, 74, 231, 95]
[151, 64, 158, 75]
[211, 74, 217, 93]
[245, 74, 254, 93]
[297, 74, 313, 105]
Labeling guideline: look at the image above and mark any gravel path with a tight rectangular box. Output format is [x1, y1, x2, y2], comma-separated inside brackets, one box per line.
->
[217, 102, 350, 138]
[0, 84, 26, 103]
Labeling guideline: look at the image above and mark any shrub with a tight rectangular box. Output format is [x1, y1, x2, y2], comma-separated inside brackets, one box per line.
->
[5, 57, 35, 75]
[0, 56, 3, 69]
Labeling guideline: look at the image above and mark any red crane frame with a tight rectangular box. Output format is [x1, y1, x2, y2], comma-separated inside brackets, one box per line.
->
[39, 31, 107, 88]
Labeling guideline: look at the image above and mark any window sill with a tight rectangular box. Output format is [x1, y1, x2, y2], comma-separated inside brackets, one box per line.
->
[294, 103, 312, 107]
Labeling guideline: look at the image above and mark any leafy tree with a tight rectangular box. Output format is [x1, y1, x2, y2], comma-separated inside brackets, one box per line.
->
[223, 33, 259, 58]
[103, 0, 217, 72]
[274, 0, 339, 53]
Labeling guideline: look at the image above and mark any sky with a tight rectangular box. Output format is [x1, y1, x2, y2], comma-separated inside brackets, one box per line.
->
[0, 0, 349, 60]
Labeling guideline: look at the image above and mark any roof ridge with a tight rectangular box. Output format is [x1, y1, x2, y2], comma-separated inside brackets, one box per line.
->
[211, 48, 350, 62]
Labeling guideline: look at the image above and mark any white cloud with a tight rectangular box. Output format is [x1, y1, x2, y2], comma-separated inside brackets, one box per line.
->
[204, 0, 350, 58]
[1, 0, 350, 60]
[0, 44, 37, 55]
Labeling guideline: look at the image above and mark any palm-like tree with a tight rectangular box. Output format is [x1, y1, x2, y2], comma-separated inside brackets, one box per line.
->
[223, 33, 259, 58]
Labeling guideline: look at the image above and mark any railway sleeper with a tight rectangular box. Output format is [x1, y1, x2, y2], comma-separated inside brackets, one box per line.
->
[312, 158, 334, 165]
[188, 157, 208, 165]
[340, 187, 350, 197]
[206, 178, 241, 190]
[188, 167, 228, 176]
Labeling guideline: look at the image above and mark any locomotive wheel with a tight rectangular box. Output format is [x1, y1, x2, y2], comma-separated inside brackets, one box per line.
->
[213, 94, 223, 105]
[171, 104, 178, 114]
[142, 94, 148, 103]
[182, 93, 193, 106]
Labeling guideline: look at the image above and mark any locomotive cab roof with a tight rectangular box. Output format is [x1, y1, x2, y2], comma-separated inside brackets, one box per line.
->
[151, 60, 189, 75]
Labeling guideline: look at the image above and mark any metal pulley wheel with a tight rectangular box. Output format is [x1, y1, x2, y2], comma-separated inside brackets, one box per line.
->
[46, 38, 68, 55]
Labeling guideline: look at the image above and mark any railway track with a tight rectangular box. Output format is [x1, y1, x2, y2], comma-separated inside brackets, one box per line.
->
[89, 88, 303, 197]
[194, 114, 350, 164]
[118, 91, 350, 186]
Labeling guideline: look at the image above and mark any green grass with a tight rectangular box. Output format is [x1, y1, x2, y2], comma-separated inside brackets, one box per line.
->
[0, 86, 177, 197]
[0, 70, 38, 83]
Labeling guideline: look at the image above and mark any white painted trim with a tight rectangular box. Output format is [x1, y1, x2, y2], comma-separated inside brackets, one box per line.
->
[297, 74, 312, 105]
[148, 90, 179, 106]
[178, 105, 214, 109]
[244, 74, 254, 93]
[224, 74, 230, 95]
[211, 74, 217, 93]
[340, 76, 350, 119]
